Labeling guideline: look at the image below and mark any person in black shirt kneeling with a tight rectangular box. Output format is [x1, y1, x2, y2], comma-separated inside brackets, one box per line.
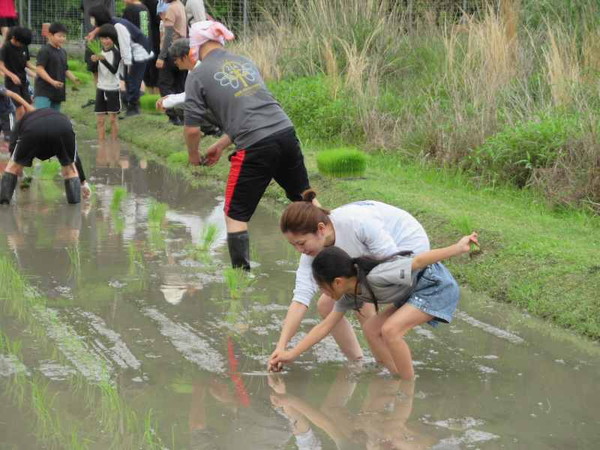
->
[0, 109, 92, 205]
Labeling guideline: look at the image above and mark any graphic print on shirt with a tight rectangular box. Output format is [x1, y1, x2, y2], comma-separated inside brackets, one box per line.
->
[214, 60, 260, 97]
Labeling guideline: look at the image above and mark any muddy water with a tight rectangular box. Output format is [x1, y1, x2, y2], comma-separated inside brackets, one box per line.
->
[1, 138, 599, 450]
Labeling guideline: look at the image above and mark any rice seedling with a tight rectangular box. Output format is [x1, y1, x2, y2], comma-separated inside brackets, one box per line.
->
[223, 268, 255, 299]
[38, 159, 61, 180]
[199, 224, 218, 251]
[87, 39, 103, 56]
[69, 70, 93, 86]
[67, 59, 86, 72]
[110, 187, 127, 212]
[66, 245, 81, 281]
[451, 215, 480, 252]
[147, 199, 168, 229]
[139, 94, 162, 114]
[316, 147, 368, 177]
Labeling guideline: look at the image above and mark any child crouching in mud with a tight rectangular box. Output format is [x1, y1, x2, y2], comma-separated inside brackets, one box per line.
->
[269, 233, 479, 379]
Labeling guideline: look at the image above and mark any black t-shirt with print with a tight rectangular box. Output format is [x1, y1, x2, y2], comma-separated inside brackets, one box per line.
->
[123, 4, 151, 38]
[34, 44, 67, 102]
[0, 41, 30, 87]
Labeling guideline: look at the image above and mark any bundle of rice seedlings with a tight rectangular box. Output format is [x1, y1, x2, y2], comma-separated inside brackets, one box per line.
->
[87, 39, 103, 56]
[316, 147, 367, 178]
[68, 71, 93, 86]
[67, 59, 86, 72]
[139, 94, 162, 114]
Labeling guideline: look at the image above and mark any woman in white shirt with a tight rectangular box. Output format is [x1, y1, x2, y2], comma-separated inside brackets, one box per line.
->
[268, 190, 430, 370]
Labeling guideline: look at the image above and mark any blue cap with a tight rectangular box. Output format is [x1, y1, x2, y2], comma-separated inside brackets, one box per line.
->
[157, 1, 169, 14]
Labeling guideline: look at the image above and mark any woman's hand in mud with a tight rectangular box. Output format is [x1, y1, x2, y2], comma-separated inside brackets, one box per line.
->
[268, 350, 296, 371]
[456, 232, 479, 253]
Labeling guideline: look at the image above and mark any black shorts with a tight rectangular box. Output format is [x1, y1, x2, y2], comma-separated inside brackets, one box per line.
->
[11, 114, 77, 167]
[0, 18, 17, 28]
[224, 127, 311, 222]
[6, 81, 32, 107]
[95, 89, 121, 114]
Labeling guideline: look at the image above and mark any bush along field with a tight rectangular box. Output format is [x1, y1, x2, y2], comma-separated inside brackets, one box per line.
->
[62, 0, 600, 340]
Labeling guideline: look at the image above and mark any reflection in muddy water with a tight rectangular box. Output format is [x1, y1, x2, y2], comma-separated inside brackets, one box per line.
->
[1, 138, 599, 449]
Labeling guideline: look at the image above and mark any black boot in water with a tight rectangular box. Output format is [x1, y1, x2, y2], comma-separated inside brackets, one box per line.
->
[0, 172, 18, 205]
[64, 177, 81, 204]
[227, 231, 251, 271]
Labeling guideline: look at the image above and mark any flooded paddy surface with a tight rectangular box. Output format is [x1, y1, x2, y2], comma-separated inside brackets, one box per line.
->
[1, 138, 599, 449]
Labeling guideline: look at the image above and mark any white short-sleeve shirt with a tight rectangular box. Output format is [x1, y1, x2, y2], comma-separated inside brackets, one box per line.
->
[292, 201, 430, 307]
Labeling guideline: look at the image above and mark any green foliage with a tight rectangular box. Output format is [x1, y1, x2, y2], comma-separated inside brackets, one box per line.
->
[69, 71, 93, 86]
[87, 39, 103, 56]
[223, 268, 255, 299]
[110, 187, 127, 211]
[167, 151, 189, 166]
[468, 113, 581, 187]
[316, 147, 367, 177]
[68, 59, 86, 72]
[139, 94, 161, 114]
[267, 76, 358, 141]
[147, 199, 169, 229]
[38, 160, 61, 180]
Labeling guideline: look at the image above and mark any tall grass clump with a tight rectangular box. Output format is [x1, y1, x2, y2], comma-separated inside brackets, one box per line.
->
[166, 151, 188, 167]
[223, 268, 255, 300]
[316, 147, 367, 178]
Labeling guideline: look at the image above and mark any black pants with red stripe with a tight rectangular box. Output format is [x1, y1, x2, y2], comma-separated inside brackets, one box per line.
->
[225, 127, 310, 222]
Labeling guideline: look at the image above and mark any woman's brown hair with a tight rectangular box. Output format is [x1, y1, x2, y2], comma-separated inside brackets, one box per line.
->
[280, 189, 331, 234]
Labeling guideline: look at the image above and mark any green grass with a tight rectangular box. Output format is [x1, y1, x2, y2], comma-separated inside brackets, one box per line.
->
[38, 160, 61, 180]
[316, 147, 368, 177]
[69, 71, 93, 86]
[166, 150, 189, 166]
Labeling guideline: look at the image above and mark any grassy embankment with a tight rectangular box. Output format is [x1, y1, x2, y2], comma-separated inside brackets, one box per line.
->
[63, 0, 599, 340]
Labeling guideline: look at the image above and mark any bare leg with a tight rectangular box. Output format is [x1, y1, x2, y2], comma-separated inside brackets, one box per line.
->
[4, 160, 24, 176]
[317, 294, 363, 360]
[225, 215, 248, 233]
[96, 114, 106, 141]
[381, 304, 433, 380]
[109, 113, 118, 140]
[61, 163, 78, 179]
[362, 305, 400, 373]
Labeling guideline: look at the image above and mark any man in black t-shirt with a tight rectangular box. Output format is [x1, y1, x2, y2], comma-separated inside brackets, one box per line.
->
[0, 109, 91, 205]
[0, 27, 35, 120]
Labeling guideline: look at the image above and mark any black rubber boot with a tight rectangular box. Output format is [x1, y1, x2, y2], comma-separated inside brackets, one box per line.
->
[227, 231, 251, 271]
[64, 177, 81, 204]
[0, 172, 18, 205]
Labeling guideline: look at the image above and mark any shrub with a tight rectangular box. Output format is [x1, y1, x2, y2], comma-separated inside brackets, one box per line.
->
[316, 147, 367, 177]
[467, 113, 581, 187]
[267, 76, 358, 141]
[139, 94, 162, 114]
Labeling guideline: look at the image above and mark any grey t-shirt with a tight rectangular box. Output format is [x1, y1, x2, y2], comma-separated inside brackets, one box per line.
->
[333, 256, 416, 313]
[183, 48, 293, 148]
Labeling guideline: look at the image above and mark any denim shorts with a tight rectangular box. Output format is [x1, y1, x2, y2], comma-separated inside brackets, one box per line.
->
[394, 262, 460, 327]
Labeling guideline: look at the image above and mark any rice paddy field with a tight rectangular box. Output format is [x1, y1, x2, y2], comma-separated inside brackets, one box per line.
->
[1, 138, 599, 449]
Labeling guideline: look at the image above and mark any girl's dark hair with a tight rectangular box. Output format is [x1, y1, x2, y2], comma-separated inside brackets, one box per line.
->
[312, 246, 412, 312]
[97, 24, 118, 44]
[89, 5, 113, 26]
[280, 189, 331, 235]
